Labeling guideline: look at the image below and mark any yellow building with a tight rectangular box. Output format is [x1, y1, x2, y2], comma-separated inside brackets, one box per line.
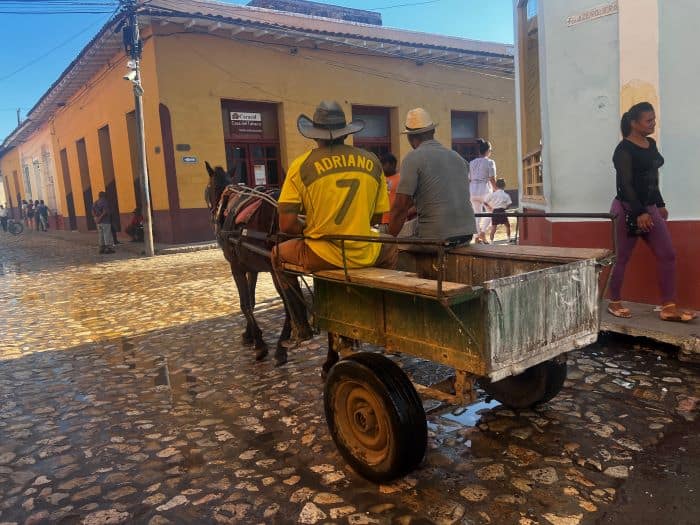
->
[0, 0, 516, 243]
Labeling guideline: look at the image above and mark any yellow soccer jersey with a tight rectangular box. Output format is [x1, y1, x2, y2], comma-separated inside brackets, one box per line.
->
[279, 144, 390, 268]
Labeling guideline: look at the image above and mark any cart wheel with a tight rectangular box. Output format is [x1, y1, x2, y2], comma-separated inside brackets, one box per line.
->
[478, 358, 567, 409]
[324, 352, 427, 483]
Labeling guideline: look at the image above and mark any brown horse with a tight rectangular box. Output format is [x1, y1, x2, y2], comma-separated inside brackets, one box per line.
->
[205, 161, 312, 365]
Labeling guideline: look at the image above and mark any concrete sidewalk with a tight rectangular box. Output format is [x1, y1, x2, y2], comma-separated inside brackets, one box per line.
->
[37, 228, 218, 256]
[601, 301, 700, 363]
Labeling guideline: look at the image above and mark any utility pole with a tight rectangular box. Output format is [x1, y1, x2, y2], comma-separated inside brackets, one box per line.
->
[120, 0, 155, 257]
[16, 108, 20, 126]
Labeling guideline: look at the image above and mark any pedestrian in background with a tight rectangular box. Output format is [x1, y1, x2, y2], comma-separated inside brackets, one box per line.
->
[33, 200, 41, 231]
[92, 191, 115, 254]
[0, 205, 8, 233]
[125, 207, 144, 242]
[26, 200, 34, 229]
[21, 200, 28, 226]
[469, 139, 497, 243]
[37, 200, 49, 231]
[111, 222, 120, 245]
[483, 178, 512, 243]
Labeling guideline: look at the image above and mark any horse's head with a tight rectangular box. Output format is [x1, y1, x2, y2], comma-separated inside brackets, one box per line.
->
[204, 161, 236, 212]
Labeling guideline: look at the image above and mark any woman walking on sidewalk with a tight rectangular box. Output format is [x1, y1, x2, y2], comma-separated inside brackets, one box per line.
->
[608, 102, 696, 322]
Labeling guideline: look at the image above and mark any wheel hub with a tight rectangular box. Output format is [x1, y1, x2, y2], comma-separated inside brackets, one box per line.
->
[333, 381, 390, 465]
[353, 405, 377, 433]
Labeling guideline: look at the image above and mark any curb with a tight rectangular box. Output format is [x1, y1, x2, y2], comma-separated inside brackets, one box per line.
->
[155, 242, 219, 255]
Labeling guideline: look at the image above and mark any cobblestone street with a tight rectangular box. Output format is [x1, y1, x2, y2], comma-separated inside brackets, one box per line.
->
[1, 232, 698, 525]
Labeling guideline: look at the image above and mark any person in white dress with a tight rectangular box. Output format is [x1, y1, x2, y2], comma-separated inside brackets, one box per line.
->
[468, 139, 497, 243]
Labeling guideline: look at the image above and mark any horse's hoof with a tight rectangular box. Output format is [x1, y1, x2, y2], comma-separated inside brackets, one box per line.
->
[274, 349, 288, 366]
[255, 345, 269, 361]
[297, 326, 314, 342]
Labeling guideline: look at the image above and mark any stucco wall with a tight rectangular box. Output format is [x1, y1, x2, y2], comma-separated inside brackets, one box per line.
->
[153, 30, 517, 210]
[536, 0, 620, 213]
[18, 126, 61, 214]
[0, 147, 20, 211]
[48, 36, 166, 228]
[658, 0, 699, 220]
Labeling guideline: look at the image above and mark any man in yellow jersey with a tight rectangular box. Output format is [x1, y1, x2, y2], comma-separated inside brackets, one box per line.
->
[272, 100, 397, 280]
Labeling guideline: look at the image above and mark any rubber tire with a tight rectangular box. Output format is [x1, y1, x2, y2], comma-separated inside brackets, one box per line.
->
[9, 222, 23, 235]
[324, 352, 427, 483]
[478, 358, 567, 409]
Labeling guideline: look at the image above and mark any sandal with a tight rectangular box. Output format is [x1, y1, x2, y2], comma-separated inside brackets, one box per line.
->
[607, 301, 632, 318]
[659, 303, 697, 323]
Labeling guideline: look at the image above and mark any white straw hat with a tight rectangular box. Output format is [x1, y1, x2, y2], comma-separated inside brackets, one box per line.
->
[401, 107, 438, 134]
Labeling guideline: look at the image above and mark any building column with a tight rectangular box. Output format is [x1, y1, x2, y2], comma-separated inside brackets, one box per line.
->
[618, 0, 660, 135]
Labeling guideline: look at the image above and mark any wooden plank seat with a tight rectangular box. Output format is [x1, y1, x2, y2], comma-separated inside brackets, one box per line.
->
[448, 244, 612, 264]
[312, 267, 476, 299]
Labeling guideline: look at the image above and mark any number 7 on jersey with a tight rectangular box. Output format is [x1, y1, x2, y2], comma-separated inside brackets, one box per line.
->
[334, 178, 360, 224]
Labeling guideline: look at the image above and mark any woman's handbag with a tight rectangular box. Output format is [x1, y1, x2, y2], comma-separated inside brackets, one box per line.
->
[625, 212, 642, 236]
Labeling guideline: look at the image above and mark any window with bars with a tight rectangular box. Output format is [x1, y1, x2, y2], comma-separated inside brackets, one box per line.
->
[352, 106, 392, 158]
[451, 111, 480, 162]
[522, 148, 544, 200]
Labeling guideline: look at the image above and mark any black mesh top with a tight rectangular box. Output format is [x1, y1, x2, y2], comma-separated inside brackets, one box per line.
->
[613, 137, 665, 218]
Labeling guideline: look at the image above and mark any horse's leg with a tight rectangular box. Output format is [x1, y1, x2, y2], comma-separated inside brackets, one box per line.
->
[230, 264, 268, 361]
[287, 276, 314, 341]
[322, 332, 341, 380]
[247, 271, 257, 309]
[270, 271, 294, 366]
[241, 272, 258, 345]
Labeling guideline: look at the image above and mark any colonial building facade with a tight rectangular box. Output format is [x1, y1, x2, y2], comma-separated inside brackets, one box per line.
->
[0, 0, 516, 243]
[514, 0, 700, 308]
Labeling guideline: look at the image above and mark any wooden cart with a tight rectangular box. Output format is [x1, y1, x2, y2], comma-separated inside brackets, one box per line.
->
[305, 243, 611, 482]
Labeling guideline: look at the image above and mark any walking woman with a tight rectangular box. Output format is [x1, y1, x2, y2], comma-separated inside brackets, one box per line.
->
[608, 102, 696, 322]
[469, 139, 497, 243]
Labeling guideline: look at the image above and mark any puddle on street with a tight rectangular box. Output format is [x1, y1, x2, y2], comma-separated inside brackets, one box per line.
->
[440, 398, 501, 427]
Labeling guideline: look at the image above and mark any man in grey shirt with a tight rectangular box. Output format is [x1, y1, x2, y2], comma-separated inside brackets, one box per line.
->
[388, 108, 476, 243]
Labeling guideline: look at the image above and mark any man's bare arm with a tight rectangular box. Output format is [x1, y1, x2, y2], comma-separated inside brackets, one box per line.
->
[388, 194, 413, 237]
[279, 211, 304, 236]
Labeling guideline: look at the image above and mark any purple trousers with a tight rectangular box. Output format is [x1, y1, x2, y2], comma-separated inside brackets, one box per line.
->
[609, 199, 676, 303]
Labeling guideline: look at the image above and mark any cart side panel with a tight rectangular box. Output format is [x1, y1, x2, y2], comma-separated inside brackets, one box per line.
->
[543, 260, 599, 344]
[484, 259, 600, 380]
[313, 278, 487, 374]
[384, 293, 486, 374]
[314, 279, 386, 346]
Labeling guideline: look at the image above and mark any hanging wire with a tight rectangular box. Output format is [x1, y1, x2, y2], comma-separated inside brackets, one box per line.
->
[0, 9, 119, 83]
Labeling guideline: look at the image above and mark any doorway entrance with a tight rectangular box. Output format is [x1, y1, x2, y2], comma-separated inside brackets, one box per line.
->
[224, 143, 281, 187]
[221, 100, 282, 187]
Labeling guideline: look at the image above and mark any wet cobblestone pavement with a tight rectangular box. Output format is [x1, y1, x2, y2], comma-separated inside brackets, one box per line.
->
[1, 232, 698, 525]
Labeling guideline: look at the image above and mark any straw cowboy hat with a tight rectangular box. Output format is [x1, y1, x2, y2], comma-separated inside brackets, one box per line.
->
[401, 107, 438, 134]
[297, 100, 365, 140]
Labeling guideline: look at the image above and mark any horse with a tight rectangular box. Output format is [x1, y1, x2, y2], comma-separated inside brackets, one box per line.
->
[204, 161, 313, 366]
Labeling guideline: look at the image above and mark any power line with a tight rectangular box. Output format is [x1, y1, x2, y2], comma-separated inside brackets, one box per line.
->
[0, 0, 117, 14]
[0, 6, 119, 83]
[145, 6, 513, 77]
[0, 10, 115, 14]
[0, 1, 116, 4]
[161, 30, 511, 103]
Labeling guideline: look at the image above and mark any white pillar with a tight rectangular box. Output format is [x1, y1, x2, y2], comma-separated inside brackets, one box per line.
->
[618, 0, 660, 137]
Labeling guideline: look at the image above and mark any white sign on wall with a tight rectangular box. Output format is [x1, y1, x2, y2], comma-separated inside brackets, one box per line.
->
[230, 112, 263, 134]
[566, 1, 618, 27]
